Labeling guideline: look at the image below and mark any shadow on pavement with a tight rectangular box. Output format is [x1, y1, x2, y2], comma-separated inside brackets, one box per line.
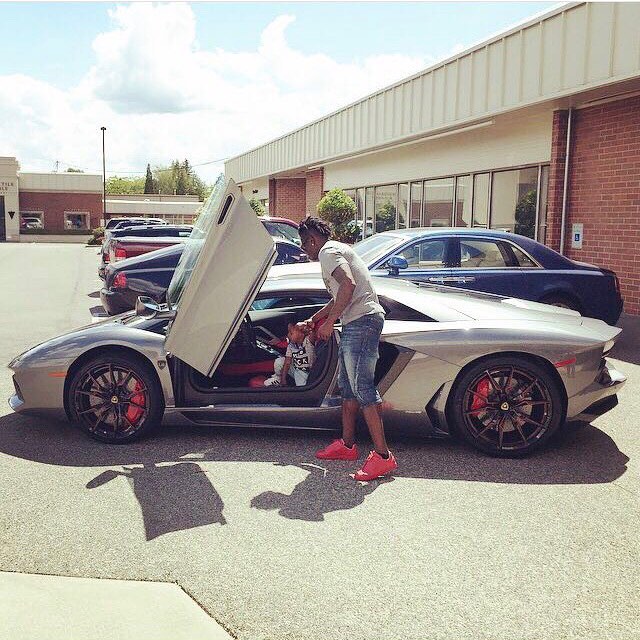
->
[612, 313, 640, 365]
[0, 412, 629, 531]
[87, 291, 101, 299]
[86, 462, 226, 540]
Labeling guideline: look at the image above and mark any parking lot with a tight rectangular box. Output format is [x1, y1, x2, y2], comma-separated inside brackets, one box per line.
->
[0, 243, 638, 640]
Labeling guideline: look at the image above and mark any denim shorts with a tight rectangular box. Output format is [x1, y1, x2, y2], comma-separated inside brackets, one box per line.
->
[337, 312, 384, 407]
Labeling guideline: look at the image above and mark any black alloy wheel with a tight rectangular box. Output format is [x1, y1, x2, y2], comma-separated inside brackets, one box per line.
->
[449, 356, 564, 457]
[69, 353, 164, 443]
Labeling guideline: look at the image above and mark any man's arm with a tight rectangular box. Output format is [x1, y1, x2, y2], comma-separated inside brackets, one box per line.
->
[325, 265, 355, 322]
[315, 265, 355, 341]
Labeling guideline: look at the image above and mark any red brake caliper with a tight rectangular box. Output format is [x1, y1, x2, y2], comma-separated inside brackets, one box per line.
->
[471, 378, 491, 411]
[125, 380, 145, 424]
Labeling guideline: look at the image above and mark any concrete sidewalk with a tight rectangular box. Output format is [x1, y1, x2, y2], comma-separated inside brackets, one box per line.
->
[0, 572, 233, 640]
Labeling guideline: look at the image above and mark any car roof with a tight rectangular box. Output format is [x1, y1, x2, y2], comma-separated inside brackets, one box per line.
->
[261, 216, 298, 227]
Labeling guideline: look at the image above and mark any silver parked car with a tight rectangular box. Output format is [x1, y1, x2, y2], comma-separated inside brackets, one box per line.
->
[7, 180, 626, 457]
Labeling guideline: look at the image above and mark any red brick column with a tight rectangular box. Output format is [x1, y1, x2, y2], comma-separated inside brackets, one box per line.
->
[267, 178, 306, 223]
[305, 168, 324, 217]
[562, 96, 640, 315]
[546, 110, 569, 253]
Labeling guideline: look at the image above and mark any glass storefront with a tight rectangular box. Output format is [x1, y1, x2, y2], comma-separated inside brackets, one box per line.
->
[374, 184, 397, 233]
[423, 177, 454, 227]
[490, 167, 539, 238]
[454, 175, 472, 227]
[343, 163, 549, 242]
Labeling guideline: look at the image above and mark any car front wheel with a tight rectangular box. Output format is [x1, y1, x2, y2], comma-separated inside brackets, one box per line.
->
[68, 352, 164, 443]
[448, 356, 564, 457]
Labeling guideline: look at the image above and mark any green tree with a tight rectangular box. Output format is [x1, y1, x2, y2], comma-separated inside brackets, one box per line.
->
[249, 198, 266, 216]
[106, 176, 146, 195]
[152, 159, 208, 200]
[65, 167, 84, 173]
[144, 163, 155, 194]
[316, 188, 359, 243]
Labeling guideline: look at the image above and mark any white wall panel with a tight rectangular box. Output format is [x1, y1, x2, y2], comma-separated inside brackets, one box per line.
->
[227, 2, 640, 184]
[324, 109, 553, 190]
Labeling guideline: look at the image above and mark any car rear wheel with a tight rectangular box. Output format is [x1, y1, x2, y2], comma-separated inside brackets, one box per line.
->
[539, 294, 581, 313]
[68, 353, 164, 443]
[449, 356, 564, 457]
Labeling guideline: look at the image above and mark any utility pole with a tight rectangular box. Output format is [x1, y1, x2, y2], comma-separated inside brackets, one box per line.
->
[101, 127, 107, 223]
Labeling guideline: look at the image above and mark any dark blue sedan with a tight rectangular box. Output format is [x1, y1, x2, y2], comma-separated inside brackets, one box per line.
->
[351, 228, 622, 325]
[101, 238, 309, 315]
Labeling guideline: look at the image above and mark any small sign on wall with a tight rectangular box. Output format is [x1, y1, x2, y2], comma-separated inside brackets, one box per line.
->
[571, 223, 583, 249]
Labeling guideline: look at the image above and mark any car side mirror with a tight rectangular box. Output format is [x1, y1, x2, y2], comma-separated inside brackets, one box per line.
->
[387, 255, 408, 276]
[135, 296, 176, 320]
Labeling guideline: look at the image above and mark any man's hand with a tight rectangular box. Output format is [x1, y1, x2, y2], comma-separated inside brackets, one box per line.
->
[316, 318, 334, 342]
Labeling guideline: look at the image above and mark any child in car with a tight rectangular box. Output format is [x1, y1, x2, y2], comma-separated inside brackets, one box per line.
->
[264, 323, 316, 387]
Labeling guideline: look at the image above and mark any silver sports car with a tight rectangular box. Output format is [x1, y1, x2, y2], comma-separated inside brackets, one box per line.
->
[8, 180, 626, 457]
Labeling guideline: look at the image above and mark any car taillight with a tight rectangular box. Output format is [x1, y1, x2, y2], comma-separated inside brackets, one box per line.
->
[114, 248, 127, 261]
[112, 272, 127, 289]
[614, 274, 621, 295]
[103, 253, 110, 263]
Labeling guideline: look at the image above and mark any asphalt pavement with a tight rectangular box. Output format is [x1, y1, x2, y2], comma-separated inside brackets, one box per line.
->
[0, 243, 638, 640]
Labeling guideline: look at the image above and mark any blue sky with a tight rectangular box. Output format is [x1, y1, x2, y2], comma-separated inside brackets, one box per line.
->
[0, 2, 555, 179]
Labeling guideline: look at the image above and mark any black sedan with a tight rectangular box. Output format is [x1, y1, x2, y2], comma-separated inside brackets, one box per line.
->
[101, 238, 309, 315]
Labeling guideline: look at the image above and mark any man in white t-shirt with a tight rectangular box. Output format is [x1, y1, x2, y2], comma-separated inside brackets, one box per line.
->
[298, 217, 397, 481]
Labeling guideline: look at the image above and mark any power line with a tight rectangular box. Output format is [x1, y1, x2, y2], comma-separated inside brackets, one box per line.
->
[52, 156, 229, 175]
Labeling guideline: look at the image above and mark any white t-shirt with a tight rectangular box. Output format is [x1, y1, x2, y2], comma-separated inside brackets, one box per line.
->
[285, 337, 315, 372]
[318, 240, 385, 326]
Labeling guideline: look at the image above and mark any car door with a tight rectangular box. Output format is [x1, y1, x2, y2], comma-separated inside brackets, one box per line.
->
[370, 236, 454, 284]
[448, 236, 519, 296]
[164, 180, 278, 377]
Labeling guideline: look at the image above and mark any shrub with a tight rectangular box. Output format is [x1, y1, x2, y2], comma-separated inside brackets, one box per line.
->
[249, 198, 266, 216]
[316, 189, 358, 243]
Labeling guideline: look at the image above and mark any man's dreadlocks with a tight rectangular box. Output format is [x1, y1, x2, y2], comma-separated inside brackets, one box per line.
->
[298, 216, 332, 239]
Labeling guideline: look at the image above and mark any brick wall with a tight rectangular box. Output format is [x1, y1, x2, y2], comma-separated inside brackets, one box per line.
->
[305, 168, 324, 216]
[547, 96, 640, 315]
[268, 178, 306, 223]
[19, 192, 102, 232]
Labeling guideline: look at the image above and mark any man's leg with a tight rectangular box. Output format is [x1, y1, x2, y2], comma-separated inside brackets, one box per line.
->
[361, 403, 389, 456]
[341, 399, 359, 448]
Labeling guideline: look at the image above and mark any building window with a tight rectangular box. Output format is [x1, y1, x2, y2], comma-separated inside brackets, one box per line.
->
[454, 175, 472, 227]
[345, 162, 550, 242]
[20, 211, 44, 230]
[398, 183, 408, 229]
[409, 182, 422, 227]
[355, 188, 365, 241]
[365, 187, 375, 237]
[472, 173, 490, 227]
[424, 177, 454, 227]
[490, 167, 538, 238]
[64, 212, 90, 230]
[537, 165, 549, 244]
[374, 185, 397, 233]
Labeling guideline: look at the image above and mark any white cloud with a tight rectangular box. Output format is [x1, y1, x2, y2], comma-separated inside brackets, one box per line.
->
[0, 3, 447, 182]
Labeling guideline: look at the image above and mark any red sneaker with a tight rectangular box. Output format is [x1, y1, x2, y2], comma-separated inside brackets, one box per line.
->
[315, 439, 359, 461]
[352, 450, 398, 481]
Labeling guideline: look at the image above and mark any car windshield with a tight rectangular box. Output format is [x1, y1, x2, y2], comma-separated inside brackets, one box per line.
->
[352, 233, 404, 265]
[166, 175, 226, 307]
[263, 221, 300, 245]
